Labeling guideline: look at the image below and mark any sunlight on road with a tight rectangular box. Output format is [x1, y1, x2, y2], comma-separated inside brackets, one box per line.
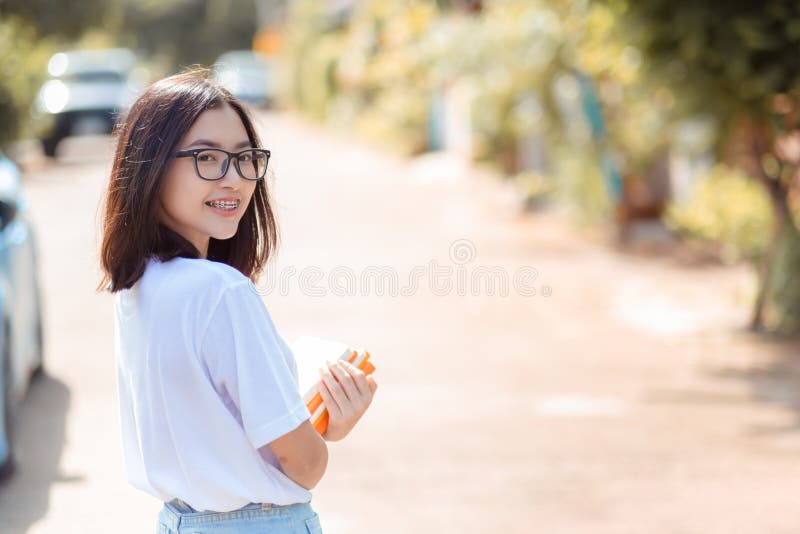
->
[535, 395, 629, 417]
[609, 276, 750, 336]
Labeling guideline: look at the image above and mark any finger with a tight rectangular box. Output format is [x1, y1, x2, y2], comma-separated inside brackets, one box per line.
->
[316, 377, 340, 418]
[339, 360, 369, 398]
[326, 361, 358, 402]
[318, 366, 343, 415]
[366, 375, 378, 394]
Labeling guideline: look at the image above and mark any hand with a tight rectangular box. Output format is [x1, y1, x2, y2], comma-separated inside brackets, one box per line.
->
[317, 359, 378, 442]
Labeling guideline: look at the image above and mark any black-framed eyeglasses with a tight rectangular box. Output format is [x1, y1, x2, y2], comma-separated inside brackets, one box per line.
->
[173, 148, 271, 181]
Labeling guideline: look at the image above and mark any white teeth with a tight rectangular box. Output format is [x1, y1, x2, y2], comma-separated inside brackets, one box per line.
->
[207, 200, 239, 210]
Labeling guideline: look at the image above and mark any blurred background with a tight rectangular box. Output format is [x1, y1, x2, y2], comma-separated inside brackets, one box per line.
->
[0, 0, 799, 532]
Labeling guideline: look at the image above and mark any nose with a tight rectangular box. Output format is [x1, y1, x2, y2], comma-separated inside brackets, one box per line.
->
[218, 155, 240, 186]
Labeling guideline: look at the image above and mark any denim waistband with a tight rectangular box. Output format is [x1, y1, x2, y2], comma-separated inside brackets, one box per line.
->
[160, 498, 309, 530]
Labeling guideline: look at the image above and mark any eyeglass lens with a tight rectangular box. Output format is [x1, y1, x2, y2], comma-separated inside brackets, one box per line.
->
[195, 149, 268, 180]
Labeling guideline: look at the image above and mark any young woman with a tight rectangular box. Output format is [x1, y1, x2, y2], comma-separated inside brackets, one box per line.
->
[97, 71, 378, 533]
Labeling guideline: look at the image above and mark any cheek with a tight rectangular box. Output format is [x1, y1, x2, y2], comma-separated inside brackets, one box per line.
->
[160, 170, 206, 218]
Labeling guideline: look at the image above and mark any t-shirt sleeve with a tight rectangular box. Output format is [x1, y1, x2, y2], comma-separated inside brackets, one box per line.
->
[276, 332, 300, 389]
[199, 281, 311, 450]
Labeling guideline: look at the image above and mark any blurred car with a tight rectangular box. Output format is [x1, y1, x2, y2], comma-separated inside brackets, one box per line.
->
[212, 50, 275, 108]
[34, 48, 141, 157]
[0, 151, 45, 478]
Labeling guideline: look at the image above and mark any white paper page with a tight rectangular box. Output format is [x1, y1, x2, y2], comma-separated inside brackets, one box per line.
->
[290, 335, 351, 396]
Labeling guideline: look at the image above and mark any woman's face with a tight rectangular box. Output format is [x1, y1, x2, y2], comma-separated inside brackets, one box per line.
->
[158, 103, 258, 258]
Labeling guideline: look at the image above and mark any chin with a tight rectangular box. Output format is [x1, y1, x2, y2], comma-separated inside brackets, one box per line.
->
[212, 228, 239, 241]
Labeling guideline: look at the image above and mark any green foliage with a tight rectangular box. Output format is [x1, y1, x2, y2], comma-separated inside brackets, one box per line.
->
[280, 0, 339, 114]
[513, 170, 557, 201]
[333, 0, 440, 155]
[0, 0, 107, 39]
[109, 0, 259, 69]
[281, 0, 442, 155]
[296, 32, 347, 120]
[456, 2, 562, 164]
[665, 164, 774, 262]
[613, 0, 800, 124]
[549, 143, 614, 224]
[280, 0, 678, 212]
[0, 17, 54, 147]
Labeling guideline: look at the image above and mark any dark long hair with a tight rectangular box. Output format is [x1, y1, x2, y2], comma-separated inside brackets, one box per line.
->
[96, 69, 279, 293]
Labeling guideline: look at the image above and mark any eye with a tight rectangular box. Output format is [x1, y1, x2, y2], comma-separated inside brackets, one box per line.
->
[197, 151, 218, 162]
[238, 153, 252, 162]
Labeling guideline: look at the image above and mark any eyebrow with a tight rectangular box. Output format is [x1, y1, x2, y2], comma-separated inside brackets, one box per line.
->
[185, 139, 253, 149]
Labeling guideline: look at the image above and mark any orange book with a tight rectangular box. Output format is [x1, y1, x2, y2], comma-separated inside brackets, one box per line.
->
[290, 336, 376, 436]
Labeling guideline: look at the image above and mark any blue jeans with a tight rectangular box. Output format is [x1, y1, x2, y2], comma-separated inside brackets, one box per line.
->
[156, 498, 323, 533]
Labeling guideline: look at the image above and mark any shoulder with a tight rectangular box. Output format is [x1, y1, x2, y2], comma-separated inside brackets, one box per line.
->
[145, 256, 255, 305]
[152, 256, 248, 283]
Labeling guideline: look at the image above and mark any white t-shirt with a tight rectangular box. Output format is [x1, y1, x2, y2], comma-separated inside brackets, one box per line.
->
[113, 255, 313, 512]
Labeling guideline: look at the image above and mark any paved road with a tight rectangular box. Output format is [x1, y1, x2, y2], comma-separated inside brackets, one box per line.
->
[2, 112, 800, 533]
